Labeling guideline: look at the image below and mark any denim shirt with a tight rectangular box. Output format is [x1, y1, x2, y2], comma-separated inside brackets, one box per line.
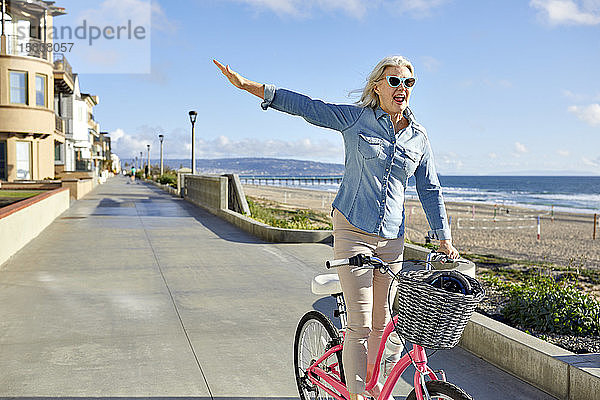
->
[261, 84, 451, 240]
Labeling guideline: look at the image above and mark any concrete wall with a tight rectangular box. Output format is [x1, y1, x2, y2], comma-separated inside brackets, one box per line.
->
[0, 188, 70, 267]
[182, 174, 332, 243]
[460, 313, 600, 400]
[61, 177, 93, 200]
[217, 207, 332, 243]
[185, 175, 228, 210]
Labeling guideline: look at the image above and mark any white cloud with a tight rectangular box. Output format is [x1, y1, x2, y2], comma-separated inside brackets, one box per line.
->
[530, 0, 600, 25]
[77, 0, 150, 27]
[77, 0, 175, 30]
[488, 152, 498, 159]
[421, 56, 441, 72]
[568, 104, 600, 126]
[231, 0, 368, 18]
[196, 135, 343, 161]
[482, 78, 513, 88]
[582, 156, 600, 167]
[389, 0, 450, 16]
[227, 0, 448, 19]
[563, 90, 600, 102]
[557, 149, 570, 156]
[436, 151, 464, 172]
[515, 142, 528, 153]
[110, 127, 343, 162]
[109, 127, 156, 161]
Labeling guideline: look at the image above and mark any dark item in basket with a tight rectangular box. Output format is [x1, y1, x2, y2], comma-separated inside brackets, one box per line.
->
[393, 270, 485, 350]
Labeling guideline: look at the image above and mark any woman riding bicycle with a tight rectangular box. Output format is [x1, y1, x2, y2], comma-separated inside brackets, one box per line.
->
[215, 55, 459, 400]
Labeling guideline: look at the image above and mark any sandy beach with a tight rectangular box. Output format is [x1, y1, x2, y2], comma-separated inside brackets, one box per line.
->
[243, 184, 600, 269]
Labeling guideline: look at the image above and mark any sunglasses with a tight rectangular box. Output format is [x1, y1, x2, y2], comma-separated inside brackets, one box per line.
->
[385, 76, 416, 89]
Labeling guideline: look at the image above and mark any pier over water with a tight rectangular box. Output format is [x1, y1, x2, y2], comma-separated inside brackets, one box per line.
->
[239, 175, 343, 186]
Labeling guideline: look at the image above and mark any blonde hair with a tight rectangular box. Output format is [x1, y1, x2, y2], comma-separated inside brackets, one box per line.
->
[356, 55, 415, 109]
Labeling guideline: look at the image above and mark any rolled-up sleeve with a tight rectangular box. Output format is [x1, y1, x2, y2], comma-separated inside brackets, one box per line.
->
[260, 84, 277, 110]
[414, 139, 452, 240]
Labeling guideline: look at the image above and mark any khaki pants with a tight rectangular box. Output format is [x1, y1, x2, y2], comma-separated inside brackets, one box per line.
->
[332, 209, 403, 394]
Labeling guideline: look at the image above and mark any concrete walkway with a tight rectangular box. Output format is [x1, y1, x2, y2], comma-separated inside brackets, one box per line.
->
[0, 176, 556, 399]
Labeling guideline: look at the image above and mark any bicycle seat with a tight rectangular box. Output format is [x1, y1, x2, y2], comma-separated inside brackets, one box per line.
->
[312, 274, 342, 295]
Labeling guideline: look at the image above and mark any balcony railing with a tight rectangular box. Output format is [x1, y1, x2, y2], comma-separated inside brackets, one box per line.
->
[5, 35, 49, 60]
[53, 53, 73, 81]
[75, 160, 92, 172]
[55, 115, 65, 133]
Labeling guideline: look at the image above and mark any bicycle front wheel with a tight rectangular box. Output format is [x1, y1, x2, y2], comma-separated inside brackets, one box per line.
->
[406, 380, 473, 400]
[294, 310, 345, 400]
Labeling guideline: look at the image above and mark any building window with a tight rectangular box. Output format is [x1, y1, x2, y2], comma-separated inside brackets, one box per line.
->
[36, 74, 47, 107]
[54, 141, 64, 164]
[0, 141, 6, 180]
[10, 71, 28, 104]
[16, 141, 32, 180]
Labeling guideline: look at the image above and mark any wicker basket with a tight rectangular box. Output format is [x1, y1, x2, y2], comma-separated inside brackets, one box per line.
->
[392, 270, 485, 350]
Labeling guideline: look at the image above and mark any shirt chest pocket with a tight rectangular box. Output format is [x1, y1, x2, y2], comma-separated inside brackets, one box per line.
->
[358, 134, 386, 160]
[398, 146, 421, 176]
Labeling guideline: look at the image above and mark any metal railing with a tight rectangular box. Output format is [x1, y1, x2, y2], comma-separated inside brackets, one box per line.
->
[53, 53, 73, 81]
[55, 115, 65, 133]
[75, 160, 92, 172]
[5, 35, 48, 60]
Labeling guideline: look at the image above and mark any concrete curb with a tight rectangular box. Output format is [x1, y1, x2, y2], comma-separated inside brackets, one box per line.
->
[461, 313, 599, 400]
[146, 179, 179, 196]
[193, 203, 333, 244]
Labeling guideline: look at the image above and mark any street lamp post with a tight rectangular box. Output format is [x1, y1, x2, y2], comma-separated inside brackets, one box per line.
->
[146, 144, 150, 178]
[158, 134, 164, 176]
[139, 151, 143, 171]
[189, 111, 197, 175]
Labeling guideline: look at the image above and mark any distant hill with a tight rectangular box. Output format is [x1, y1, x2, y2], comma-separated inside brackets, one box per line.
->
[162, 157, 345, 176]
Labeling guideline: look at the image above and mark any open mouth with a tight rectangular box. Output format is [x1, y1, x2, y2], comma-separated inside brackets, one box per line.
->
[393, 95, 405, 105]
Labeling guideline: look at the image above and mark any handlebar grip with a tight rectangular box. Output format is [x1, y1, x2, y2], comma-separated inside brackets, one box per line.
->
[326, 259, 349, 269]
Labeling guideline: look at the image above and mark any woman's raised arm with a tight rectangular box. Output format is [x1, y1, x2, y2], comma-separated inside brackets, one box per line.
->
[213, 59, 264, 99]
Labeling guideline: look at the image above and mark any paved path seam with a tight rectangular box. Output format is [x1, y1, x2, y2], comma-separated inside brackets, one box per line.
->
[134, 200, 215, 399]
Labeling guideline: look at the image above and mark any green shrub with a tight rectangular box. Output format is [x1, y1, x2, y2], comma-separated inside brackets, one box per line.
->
[157, 174, 177, 187]
[246, 198, 332, 230]
[501, 275, 600, 336]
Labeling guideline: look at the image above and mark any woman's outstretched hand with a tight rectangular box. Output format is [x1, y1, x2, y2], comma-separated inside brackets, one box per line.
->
[213, 59, 265, 99]
[213, 59, 246, 90]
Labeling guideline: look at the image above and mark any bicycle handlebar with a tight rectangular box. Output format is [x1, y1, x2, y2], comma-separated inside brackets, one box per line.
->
[325, 252, 465, 269]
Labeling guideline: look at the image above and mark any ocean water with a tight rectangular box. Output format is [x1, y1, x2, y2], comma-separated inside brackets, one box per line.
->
[251, 175, 600, 215]
[433, 176, 600, 214]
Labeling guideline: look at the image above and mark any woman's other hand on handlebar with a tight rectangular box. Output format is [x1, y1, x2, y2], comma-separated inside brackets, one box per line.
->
[438, 239, 459, 259]
[213, 59, 265, 99]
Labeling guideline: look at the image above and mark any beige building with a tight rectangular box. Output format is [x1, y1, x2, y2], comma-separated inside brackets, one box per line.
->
[0, 0, 67, 181]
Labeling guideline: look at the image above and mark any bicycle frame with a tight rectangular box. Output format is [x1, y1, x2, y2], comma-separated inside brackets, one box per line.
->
[305, 315, 441, 400]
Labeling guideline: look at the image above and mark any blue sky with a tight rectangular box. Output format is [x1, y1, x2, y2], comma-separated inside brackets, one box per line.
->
[55, 0, 600, 175]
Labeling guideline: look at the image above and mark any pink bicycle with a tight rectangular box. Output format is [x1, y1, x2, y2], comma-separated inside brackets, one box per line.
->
[294, 253, 485, 400]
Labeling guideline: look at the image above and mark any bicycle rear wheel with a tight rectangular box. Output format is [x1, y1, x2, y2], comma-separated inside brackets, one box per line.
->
[406, 380, 473, 400]
[294, 310, 345, 400]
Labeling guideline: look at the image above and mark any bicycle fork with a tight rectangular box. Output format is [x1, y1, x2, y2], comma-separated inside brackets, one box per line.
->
[376, 338, 447, 400]
[410, 346, 448, 400]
